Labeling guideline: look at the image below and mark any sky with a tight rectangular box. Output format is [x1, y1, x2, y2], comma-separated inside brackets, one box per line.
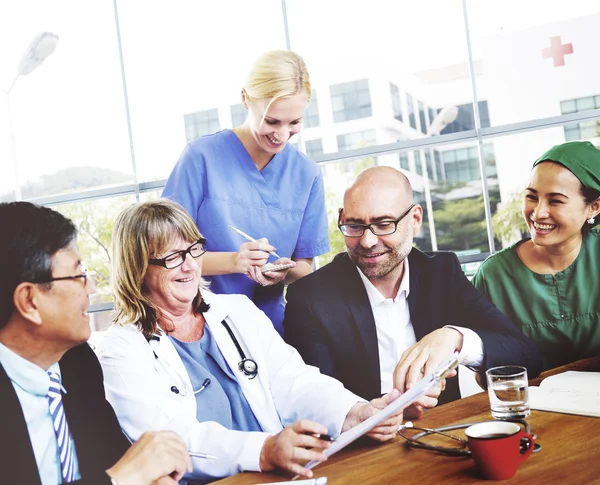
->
[1, 0, 599, 196]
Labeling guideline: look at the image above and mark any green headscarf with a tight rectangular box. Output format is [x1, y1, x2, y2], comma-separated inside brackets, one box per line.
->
[533, 141, 600, 192]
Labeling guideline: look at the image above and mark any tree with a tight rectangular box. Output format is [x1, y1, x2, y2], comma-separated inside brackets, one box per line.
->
[491, 191, 528, 247]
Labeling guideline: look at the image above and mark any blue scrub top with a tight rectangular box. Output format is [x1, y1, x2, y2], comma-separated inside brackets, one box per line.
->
[162, 129, 330, 335]
[169, 325, 262, 433]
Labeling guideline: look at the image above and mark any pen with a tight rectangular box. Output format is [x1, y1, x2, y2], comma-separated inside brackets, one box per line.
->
[189, 451, 218, 459]
[313, 434, 335, 442]
[228, 224, 281, 259]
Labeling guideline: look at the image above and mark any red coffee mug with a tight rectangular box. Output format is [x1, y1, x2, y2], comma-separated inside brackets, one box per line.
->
[465, 421, 534, 480]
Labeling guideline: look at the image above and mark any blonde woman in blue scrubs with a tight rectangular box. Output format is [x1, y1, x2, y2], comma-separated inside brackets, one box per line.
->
[162, 50, 330, 335]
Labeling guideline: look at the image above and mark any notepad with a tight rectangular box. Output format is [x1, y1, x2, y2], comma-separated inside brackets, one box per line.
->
[529, 371, 600, 418]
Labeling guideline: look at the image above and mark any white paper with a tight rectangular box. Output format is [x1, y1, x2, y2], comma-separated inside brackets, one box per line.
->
[305, 353, 459, 470]
[529, 371, 600, 417]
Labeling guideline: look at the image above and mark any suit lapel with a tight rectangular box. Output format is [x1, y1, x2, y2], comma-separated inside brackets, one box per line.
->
[337, 255, 381, 385]
[408, 249, 436, 340]
[0, 363, 42, 485]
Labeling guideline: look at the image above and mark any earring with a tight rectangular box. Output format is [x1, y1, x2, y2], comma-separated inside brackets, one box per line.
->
[587, 216, 596, 224]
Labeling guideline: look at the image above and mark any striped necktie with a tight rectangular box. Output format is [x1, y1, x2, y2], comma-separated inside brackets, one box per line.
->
[46, 371, 76, 483]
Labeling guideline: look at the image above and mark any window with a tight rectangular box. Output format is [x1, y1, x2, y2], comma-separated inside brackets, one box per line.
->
[441, 144, 496, 183]
[419, 101, 428, 134]
[441, 101, 490, 135]
[304, 90, 320, 128]
[414, 151, 423, 176]
[330, 79, 372, 122]
[305, 139, 323, 159]
[407, 94, 417, 130]
[183, 109, 220, 143]
[399, 152, 410, 171]
[337, 130, 376, 152]
[561, 95, 600, 141]
[390, 83, 403, 122]
[429, 107, 437, 127]
[230, 104, 247, 127]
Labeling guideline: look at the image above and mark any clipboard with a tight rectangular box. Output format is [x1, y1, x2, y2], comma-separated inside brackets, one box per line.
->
[305, 352, 460, 470]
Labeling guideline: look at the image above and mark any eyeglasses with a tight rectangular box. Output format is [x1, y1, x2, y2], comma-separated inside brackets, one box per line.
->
[34, 263, 94, 286]
[149, 239, 207, 269]
[338, 203, 416, 238]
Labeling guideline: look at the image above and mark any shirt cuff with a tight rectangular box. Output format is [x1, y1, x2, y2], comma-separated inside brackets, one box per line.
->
[444, 325, 484, 368]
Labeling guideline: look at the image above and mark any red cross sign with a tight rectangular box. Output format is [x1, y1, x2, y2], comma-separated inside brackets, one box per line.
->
[542, 36, 574, 67]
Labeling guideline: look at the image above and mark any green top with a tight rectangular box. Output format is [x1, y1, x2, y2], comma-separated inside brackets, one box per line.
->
[472, 228, 600, 370]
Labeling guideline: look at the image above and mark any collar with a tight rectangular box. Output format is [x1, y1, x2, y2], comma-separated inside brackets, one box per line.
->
[356, 258, 410, 306]
[0, 341, 64, 396]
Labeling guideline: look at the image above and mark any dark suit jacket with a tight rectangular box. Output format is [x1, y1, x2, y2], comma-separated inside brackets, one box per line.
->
[0, 343, 130, 485]
[284, 250, 543, 405]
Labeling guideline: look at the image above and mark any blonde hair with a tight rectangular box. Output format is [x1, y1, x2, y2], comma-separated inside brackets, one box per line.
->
[112, 199, 209, 336]
[243, 50, 311, 119]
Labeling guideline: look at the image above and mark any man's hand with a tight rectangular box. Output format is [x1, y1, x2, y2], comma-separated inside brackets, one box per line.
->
[393, 328, 462, 394]
[402, 380, 445, 419]
[106, 431, 192, 485]
[342, 389, 403, 442]
[259, 420, 332, 479]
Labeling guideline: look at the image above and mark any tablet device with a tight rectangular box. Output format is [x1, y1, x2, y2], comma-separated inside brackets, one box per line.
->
[305, 352, 460, 470]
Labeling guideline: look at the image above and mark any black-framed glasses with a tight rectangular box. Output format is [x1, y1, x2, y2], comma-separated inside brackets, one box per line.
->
[338, 203, 416, 238]
[34, 263, 94, 286]
[149, 238, 207, 269]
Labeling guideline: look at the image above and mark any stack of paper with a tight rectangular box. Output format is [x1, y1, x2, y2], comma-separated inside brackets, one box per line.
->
[529, 371, 600, 417]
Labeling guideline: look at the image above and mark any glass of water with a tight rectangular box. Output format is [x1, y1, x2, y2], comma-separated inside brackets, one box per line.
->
[485, 365, 530, 419]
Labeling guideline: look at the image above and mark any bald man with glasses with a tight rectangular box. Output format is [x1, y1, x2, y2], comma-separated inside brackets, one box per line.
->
[284, 167, 542, 415]
[0, 201, 191, 485]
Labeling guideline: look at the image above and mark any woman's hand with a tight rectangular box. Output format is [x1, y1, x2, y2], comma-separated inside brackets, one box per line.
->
[246, 258, 297, 287]
[235, 238, 276, 273]
[259, 420, 331, 478]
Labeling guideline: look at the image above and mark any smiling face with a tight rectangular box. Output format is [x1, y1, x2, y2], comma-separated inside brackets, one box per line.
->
[343, 172, 422, 283]
[243, 92, 308, 156]
[37, 243, 95, 347]
[523, 162, 598, 248]
[144, 238, 203, 314]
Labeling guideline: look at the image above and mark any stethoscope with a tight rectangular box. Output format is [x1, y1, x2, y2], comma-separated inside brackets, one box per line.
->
[397, 419, 541, 456]
[145, 318, 258, 397]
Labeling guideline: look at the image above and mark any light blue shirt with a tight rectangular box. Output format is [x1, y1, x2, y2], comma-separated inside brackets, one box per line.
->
[0, 342, 80, 485]
[162, 129, 331, 335]
[169, 324, 262, 432]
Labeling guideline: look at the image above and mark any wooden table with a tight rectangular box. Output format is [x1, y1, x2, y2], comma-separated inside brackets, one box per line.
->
[214, 357, 600, 484]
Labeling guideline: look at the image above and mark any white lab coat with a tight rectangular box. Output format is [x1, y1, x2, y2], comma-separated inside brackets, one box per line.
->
[100, 292, 362, 483]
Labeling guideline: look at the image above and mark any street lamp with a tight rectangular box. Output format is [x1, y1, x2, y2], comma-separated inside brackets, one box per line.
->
[2, 32, 59, 200]
[418, 106, 459, 251]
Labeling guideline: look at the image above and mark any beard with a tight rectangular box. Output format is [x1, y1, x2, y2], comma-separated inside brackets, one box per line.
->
[347, 240, 412, 280]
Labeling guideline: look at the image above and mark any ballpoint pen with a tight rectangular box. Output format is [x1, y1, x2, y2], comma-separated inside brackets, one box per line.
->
[228, 225, 281, 258]
[189, 451, 218, 459]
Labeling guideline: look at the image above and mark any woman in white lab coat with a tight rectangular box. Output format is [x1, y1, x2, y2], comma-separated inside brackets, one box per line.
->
[100, 199, 402, 485]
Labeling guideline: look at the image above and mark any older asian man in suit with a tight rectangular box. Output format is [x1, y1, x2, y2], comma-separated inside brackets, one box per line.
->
[0, 202, 191, 485]
[284, 167, 542, 414]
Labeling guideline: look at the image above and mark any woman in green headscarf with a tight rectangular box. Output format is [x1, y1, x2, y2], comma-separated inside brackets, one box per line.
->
[473, 141, 600, 370]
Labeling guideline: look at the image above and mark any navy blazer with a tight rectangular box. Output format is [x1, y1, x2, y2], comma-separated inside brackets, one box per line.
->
[0, 343, 130, 485]
[284, 250, 543, 405]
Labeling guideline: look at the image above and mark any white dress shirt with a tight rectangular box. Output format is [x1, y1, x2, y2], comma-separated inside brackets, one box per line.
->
[356, 259, 484, 394]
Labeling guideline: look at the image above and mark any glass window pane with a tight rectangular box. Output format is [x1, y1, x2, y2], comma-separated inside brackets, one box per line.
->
[286, 0, 472, 155]
[51, 194, 136, 306]
[116, 0, 286, 183]
[1, 1, 135, 199]
[467, 1, 600, 126]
